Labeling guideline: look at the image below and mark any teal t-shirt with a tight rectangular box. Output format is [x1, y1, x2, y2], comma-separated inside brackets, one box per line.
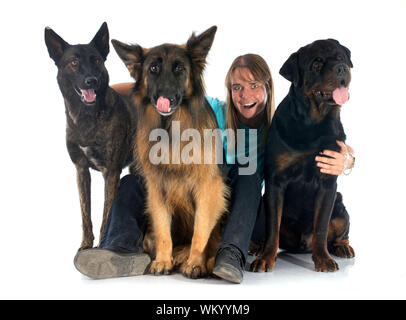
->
[206, 96, 265, 182]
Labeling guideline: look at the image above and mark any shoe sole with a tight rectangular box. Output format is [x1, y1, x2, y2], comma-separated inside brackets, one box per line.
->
[74, 248, 151, 279]
[213, 264, 243, 284]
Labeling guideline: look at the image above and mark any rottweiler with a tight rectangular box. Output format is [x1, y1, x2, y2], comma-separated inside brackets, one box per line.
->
[251, 39, 355, 273]
[45, 23, 136, 250]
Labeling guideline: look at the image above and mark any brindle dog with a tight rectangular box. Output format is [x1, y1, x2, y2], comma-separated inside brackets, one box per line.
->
[45, 23, 136, 250]
[251, 39, 355, 273]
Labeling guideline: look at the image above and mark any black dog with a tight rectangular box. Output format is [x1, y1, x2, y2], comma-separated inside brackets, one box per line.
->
[251, 39, 355, 273]
[45, 23, 136, 250]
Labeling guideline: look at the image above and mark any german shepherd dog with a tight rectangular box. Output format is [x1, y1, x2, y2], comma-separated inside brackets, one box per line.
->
[112, 26, 229, 278]
[251, 39, 355, 273]
[45, 23, 136, 250]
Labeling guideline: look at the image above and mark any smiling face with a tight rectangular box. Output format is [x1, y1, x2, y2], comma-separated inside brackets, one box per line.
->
[231, 68, 267, 125]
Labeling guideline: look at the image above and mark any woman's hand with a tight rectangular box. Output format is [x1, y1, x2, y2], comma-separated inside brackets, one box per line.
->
[315, 141, 355, 176]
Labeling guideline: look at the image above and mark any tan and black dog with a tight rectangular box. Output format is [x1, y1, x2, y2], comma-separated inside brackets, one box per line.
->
[251, 39, 355, 273]
[112, 26, 229, 278]
[45, 23, 136, 250]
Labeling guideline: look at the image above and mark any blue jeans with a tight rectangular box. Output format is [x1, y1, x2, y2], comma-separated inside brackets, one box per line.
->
[99, 173, 147, 253]
[218, 165, 265, 265]
[99, 169, 266, 261]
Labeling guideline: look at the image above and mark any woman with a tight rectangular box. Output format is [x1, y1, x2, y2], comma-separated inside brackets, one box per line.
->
[210, 54, 354, 284]
[74, 54, 355, 282]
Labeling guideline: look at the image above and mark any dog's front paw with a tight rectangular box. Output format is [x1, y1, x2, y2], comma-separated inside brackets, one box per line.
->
[248, 241, 264, 256]
[149, 259, 173, 275]
[312, 253, 339, 272]
[181, 262, 208, 279]
[181, 255, 208, 279]
[250, 255, 276, 272]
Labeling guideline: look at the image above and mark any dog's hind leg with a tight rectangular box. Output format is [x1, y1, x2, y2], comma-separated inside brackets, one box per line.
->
[327, 193, 355, 258]
[329, 226, 354, 258]
[76, 166, 94, 250]
[99, 170, 121, 245]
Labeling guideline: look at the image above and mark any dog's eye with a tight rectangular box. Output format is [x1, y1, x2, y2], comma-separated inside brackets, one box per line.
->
[312, 58, 323, 71]
[174, 65, 184, 73]
[337, 55, 343, 61]
[150, 65, 160, 74]
[71, 60, 79, 67]
[94, 58, 101, 65]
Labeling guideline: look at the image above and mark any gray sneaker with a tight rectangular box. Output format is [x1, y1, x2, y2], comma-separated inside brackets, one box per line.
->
[212, 247, 244, 284]
[74, 248, 151, 279]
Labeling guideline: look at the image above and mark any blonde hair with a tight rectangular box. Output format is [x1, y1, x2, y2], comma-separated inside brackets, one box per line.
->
[225, 54, 275, 133]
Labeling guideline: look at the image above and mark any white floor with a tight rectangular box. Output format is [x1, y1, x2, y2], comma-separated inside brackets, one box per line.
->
[1, 228, 405, 300]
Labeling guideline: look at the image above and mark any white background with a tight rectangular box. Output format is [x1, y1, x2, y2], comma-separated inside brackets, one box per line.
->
[0, 0, 405, 300]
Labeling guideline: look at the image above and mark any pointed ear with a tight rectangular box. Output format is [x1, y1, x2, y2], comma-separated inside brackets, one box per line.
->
[90, 22, 109, 60]
[112, 39, 144, 81]
[44, 27, 70, 65]
[279, 51, 300, 86]
[186, 26, 217, 71]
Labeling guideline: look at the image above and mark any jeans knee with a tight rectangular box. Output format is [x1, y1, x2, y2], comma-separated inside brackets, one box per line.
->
[117, 174, 146, 197]
[232, 172, 262, 194]
[118, 174, 140, 189]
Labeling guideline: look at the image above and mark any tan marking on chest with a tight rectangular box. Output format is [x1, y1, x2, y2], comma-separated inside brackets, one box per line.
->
[276, 151, 313, 172]
[79, 145, 106, 172]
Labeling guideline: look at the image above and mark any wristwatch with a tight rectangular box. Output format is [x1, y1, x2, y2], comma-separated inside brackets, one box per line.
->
[343, 151, 355, 176]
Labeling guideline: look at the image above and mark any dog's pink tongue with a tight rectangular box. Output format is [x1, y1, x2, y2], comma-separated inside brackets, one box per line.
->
[157, 97, 171, 113]
[332, 87, 349, 105]
[81, 89, 96, 103]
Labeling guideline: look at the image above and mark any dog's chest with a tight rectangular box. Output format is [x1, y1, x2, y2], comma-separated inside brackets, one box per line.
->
[274, 152, 338, 193]
[78, 145, 107, 172]
[67, 115, 116, 172]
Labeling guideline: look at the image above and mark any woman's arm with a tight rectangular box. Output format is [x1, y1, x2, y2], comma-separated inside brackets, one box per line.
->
[110, 82, 134, 96]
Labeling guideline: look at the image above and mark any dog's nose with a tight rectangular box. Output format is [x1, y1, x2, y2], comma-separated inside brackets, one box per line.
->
[85, 76, 98, 87]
